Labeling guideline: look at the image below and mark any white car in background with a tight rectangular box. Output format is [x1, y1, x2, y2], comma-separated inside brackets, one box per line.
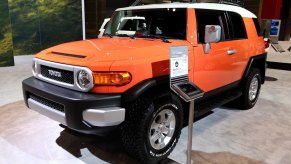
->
[116, 16, 146, 35]
[98, 18, 110, 38]
[98, 16, 147, 37]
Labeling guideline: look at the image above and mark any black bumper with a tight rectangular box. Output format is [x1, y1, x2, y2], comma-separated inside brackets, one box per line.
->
[22, 77, 122, 135]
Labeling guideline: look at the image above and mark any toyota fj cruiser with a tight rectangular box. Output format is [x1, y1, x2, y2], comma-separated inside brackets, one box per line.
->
[22, 3, 266, 164]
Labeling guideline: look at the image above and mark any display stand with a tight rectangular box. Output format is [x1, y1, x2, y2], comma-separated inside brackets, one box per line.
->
[169, 46, 204, 164]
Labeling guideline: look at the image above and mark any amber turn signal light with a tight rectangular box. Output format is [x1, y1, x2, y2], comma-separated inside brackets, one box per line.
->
[93, 72, 132, 85]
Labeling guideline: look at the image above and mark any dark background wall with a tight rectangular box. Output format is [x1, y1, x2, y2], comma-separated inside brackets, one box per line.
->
[0, 0, 14, 67]
[279, 0, 291, 41]
[85, 0, 135, 38]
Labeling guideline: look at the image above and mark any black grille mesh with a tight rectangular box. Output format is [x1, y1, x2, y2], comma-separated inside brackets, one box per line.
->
[29, 94, 65, 113]
[40, 65, 74, 84]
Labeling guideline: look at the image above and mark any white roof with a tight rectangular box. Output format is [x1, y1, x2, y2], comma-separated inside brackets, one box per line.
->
[117, 3, 257, 18]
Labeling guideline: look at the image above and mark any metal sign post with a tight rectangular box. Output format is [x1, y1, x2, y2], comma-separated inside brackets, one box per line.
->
[187, 100, 194, 164]
[169, 46, 204, 164]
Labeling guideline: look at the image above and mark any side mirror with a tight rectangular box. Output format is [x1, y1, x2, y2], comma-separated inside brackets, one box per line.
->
[204, 25, 221, 54]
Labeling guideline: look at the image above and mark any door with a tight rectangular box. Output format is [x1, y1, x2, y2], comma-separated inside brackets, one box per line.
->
[226, 11, 250, 81]
[193, 9, 236, 92]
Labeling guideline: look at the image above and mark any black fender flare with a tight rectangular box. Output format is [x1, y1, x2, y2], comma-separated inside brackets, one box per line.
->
[243, 54, 267, 84]
[122, 76, 169, 103]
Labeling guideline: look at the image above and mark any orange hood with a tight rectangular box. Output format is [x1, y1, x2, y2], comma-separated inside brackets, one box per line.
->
[36, 37, 189, 67]
[34, 37, 192, 93]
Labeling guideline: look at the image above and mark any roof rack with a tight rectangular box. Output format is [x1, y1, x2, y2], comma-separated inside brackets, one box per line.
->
[131, 0, 142, 6]
[219, 0, 245, 7]
[131, 0, 244, 7]
[131, 0, 196, 6]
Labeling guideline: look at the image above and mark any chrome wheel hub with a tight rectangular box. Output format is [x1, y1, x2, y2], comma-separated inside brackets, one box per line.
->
[249, 76, 259, 101]
[149, 109, 176, 150]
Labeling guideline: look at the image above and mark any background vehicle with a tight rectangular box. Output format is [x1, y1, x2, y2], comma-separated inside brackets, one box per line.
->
[116, 16, 146, 35]
[22, 3, 266, 164]
[98, 18, 110, 38]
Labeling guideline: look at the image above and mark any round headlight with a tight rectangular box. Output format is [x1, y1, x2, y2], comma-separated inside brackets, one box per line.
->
[77, 70, 91, 89]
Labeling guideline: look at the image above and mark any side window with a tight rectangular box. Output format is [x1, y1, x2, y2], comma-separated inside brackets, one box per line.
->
[195, 9, 230, 43]
[228, 12, 247, 39]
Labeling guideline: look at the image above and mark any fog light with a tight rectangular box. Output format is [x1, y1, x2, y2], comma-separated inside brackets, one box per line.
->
[77, 70, 91, 89]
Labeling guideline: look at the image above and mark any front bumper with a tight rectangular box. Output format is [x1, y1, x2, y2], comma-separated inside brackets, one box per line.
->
[22, 77, 125, 135]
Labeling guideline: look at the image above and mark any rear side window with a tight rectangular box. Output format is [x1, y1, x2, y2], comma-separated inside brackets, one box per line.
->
[228, 12, 247, 39]
[195, 9, 230, 43]
[252, 18, 263, 36]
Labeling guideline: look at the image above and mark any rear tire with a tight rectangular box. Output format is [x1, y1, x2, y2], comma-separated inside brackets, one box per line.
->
[121, 93, 183, 164]
[236, 68, 262, 109]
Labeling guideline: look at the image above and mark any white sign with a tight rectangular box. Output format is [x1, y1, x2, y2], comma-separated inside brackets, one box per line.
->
[170, 46, 188, 78]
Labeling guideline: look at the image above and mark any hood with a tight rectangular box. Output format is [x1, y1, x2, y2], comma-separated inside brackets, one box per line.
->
[36, 37, 189, 67]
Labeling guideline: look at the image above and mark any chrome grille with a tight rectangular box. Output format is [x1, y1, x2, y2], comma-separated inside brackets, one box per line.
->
[40, 65, 74, 84]
[33, 58, 94, 92]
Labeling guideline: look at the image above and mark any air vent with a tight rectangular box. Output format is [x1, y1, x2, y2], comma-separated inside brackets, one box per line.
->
[51, 51, 86, 59]
[29, 93, 65, 113]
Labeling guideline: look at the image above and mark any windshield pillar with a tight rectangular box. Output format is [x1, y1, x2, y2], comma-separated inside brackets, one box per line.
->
[187, 8, 198, 46]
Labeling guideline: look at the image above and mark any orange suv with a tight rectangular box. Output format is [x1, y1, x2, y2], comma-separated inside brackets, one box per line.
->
[22, 3, 266, 163]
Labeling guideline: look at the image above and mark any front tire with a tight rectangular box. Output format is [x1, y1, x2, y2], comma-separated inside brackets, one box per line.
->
[121, 93, 183, 164]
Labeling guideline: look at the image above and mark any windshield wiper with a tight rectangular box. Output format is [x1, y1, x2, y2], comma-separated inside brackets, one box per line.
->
[116, 34, 135, 39]
[140, 35, 171, 43]
[103, 33, 113, 38]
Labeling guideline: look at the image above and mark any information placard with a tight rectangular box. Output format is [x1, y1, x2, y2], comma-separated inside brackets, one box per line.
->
[170, 46, 203, 102]
[170, 46, 188, 78]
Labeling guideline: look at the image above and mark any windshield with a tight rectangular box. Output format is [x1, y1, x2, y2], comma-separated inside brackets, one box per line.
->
[105, 8, 187, 40]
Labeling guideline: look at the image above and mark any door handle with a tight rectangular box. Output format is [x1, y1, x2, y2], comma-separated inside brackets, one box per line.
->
[227, 49, 237, 55]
